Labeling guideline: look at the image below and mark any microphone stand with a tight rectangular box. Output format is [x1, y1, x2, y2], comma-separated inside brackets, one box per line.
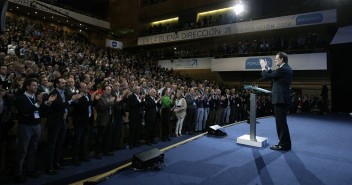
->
[237, 82, 270, 147]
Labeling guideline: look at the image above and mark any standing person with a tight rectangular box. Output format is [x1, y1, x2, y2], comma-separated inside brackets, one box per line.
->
[173, 91, 187, 137]
[259, 52, 293, 151]
[221, 89, 231, 125]
[207, 89, 216, 126]
[161, 88, 172, 141]
[320, 81, 329, 114]
[71, 82, 93, 165]
[64, 78, 78, 162]
[214, 89, 223, 125]
[144, 88, 160, 144]
[194, 90, 204, 132]
[14, 78, 56, 182]
[202, 88, 210, 131]
[95, 85, 115, 158]
[128, 86, 144, 149]
[111, 82, 124, 150]
[45, 78, 80, 175]
[233, 93, 243, 122]
[184, 88, 196, 135]
[260, 52, 293, 151]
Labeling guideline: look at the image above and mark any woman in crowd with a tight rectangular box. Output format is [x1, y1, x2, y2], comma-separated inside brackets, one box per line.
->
[161, 88, 173, 141]
[173, 90, 187, 137]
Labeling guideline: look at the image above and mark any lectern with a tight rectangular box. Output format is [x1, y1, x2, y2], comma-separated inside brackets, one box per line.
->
[236, 85, 271, 147]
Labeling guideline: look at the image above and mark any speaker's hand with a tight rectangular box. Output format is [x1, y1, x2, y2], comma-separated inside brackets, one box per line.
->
[259, 59, 267, 70]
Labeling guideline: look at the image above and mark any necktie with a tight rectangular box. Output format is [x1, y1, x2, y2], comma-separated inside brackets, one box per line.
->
[60, 92, 65, 102]
[29, 96, 35, 103]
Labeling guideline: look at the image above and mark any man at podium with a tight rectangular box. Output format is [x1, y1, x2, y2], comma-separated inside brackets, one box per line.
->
[259, 52, 292, 151]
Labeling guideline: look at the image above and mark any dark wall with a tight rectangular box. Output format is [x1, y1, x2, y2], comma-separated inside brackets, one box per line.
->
[50, 0, 109, 19]
[330, 43, 352, 113]
[261, 0, 321, 17]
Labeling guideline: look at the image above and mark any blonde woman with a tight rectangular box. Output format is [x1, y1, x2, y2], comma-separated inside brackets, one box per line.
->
[173, 91, 187, 137]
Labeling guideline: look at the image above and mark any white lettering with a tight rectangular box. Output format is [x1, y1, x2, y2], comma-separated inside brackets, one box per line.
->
[138, 9, 336, 45]
[277, 22, 292, 28]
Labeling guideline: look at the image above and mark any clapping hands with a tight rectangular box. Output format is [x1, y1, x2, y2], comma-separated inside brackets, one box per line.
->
[71, 93, 83, 101]
[109, 96, 116, 102]
[48, 94, 57, 102]
[259, 58, 268, 70]
[36, 92, 45, 104]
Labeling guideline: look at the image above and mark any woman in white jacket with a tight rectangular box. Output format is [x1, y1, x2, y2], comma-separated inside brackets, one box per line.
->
[173, 91, 187, 137]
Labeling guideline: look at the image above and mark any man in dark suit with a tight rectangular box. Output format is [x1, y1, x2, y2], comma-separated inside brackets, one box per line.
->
[37, 76, 53, 118]
[260, 52, 293, 151]
[144, 88, 160, 145]
[64, 77, 78, 161]
[71, 82, 93, 165]
[111, 82, 124, 150]
[184, 88, 196, 135]
[45, 78, 81, 174]
[214, 89, 223, 125]
[95, 85, 115, 158]
[128, 86, 144, 149]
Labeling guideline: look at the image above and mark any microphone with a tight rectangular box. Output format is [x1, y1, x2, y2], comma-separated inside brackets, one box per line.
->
[250, 77, 265, 87]
[243, 77, 271, 94]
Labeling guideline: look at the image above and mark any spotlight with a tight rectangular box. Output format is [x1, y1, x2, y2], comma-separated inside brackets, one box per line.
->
[234, 2, 244, 15]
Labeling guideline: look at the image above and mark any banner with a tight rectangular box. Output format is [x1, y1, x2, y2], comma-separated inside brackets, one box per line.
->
[105, 39, 123, 49]
[9, 0, 110, 29]
[138, 9, 336, 45]
[158, 57, 212, 70]
[211, 53, 327, 71]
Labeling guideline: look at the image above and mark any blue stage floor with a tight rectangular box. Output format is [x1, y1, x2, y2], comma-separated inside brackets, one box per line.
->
[2, 113, 352, 185]
[99, 113, 352, 185]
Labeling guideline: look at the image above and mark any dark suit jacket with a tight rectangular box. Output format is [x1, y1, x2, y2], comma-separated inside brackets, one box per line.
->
[261, 63, 293, 105]
[37, 85, 54, 95]
[128, 93, 142, 123]
[221, 95, 232, 108]
[72, 94, 92, 127]
[46, 89, 69, 128]
[144, 95, 158, 122]
[64, 87, 78, 98]
[65, 87, 78, 117]
[111, 88, 124, 117]
[208, 95, 216, 110]
[96, 94, 114, 126]
[185, 93, 196, 109]
[214, 95, 221, 109]
[37, 85, 53, 118]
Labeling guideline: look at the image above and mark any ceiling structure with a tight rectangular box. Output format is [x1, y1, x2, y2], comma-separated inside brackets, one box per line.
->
[7, 0, 110, 33]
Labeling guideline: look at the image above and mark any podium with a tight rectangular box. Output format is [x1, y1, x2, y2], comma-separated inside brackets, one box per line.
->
[236, 85, 271, 147]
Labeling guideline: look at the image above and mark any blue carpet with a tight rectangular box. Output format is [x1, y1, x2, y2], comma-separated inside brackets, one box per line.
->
[97, 113, 352, 185]
[0, 130, 203, 185]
